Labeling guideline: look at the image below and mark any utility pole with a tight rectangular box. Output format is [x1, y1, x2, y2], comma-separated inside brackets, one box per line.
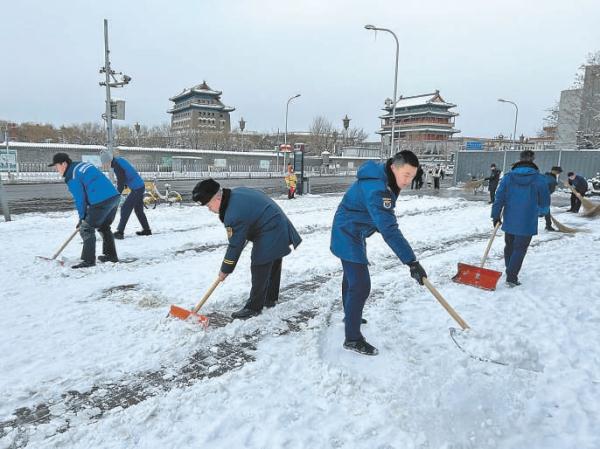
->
[0, 126, 12, 221]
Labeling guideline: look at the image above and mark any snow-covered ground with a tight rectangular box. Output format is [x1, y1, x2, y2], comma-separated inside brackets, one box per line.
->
[1, 192, 599, 448]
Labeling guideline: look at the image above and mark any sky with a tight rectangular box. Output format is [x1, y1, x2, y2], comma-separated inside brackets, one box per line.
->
[1, 0, 599, 140]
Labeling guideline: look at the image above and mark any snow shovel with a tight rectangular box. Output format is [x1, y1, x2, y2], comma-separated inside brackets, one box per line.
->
[452, 222, 503, 290]
[423, 278, 470, 330]
[169, 278, 221, 326]
[36, 228, 79, 265]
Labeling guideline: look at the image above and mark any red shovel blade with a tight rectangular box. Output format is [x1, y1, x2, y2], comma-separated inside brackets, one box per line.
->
[169, 305, 209, 327]
[35, 256, 65, 266]
[452, 263, 502, 291]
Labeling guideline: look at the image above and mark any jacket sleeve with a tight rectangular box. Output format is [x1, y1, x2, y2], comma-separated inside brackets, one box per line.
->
[363, 184, 416, 264]
[67, 178, 87, 220]
[112, 161, 126, 193]
[537, 175, 551, 216]
[491, 175, 508, 219]
[220, 219, 249, 274]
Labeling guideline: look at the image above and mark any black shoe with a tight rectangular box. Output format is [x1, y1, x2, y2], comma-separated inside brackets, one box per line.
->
[506, 280, 522, 288]
[113, 231, 124, 240]
[231, 307, 261, 320]
[72, 261, 95, 269]
[98, 255, 119, 263]
[545, 226, 557, 232]
[343, 339, 378, 356]
[136, 229, 152, 236]
[264, 301, 277, 308]
[342, 317, 368, 324]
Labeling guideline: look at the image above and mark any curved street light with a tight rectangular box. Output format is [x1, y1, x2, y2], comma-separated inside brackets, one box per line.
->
[498, 98, 519, 173]
[365, 24, 399, 157]
[284, 94, 301, 172]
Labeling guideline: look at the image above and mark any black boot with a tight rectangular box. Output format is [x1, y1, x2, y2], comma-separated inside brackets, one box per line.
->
[343, 338, 378, 356]
[231, 307, 261, 320]
[136, 229, 152, 236]
[113, 231, 124, 239]
[100, 229, 118, 262]
[545, 226, 557, 232]
[98, 255, 119, 263]
[72, 260, 95, 269]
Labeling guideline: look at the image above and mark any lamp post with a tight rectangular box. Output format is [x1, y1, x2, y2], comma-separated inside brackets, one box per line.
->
[239, 117, 246, 151]
[498, 98, 519, 173]
[134, 122, 140, 147]
[284, 94, 301, 172]
[342, 114, 350, 148]
[365, 24, 399, 157]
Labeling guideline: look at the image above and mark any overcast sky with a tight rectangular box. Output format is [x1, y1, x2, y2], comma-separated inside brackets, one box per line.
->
[1, 0, 598, 140]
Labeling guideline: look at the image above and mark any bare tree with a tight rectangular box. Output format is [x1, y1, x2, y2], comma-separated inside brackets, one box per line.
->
[571, 51, 600, 88]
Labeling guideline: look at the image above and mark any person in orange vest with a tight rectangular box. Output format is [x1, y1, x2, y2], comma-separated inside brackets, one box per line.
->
[285, 163, 298, 199]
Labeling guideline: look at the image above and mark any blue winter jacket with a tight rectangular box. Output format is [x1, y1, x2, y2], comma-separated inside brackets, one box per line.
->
[219, 187, 302, 274]
[330, 161, 416, 265]
[64, 162, 119, 219]
[569, 175, 588, 195]
[491, 161, 551, 236]
[111, 157, 144, 193]
[544, 172, 558, 194]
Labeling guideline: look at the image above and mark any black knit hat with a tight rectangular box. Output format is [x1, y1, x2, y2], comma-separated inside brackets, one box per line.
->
[48, 152, 71, 167]
[192, 179, 220, 205]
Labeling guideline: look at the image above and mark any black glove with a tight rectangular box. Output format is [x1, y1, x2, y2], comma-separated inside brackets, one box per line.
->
[408, 261, 427, 286]
[493, 217, 502, 227]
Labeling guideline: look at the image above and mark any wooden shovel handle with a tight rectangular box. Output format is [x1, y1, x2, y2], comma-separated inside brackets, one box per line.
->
[52, 229, 80, 260]
[192, 278, 221, 314]
[422, 278, 470, 330]
[480, 222, 501, 268]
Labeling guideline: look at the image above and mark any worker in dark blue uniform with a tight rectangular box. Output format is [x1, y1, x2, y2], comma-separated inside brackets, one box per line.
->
[49, 152, 120, 268]
[330, 150, 428, 356]
[485, 163, 502, 204]
[101, 152, 151, 239]
[566, 171, 589, 213]
[491, 150, 551, 287]
[542, 166, 562, 231]
[192, 179, 302, 319]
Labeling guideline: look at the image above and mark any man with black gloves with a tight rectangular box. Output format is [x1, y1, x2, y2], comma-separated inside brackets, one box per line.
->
[485, 163, 502, 204]
[491, 150, 550, 287]
[566, 171, 589, 213]
[330, 150, 427, 356]
[543, 166, 562, 231]
[192, 179, 302, 319]
[101, 152, 151, 239]
[49, 152, 120, 268]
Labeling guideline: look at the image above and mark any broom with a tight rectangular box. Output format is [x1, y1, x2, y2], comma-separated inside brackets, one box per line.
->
[564, 182, 598, 212]
[550, 215, 583, 233]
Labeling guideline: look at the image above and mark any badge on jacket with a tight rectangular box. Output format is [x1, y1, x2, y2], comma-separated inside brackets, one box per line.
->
[382, 197, 392, 209]
[226, 226, 233, 239]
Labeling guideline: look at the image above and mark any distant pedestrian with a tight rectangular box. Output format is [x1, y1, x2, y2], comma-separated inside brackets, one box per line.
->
[566, 171, 588, 213]
[49, 152, 120, 268]
[491, 150, 550, 287]
[433, 164, 442, 190]
[414, 166, 424, 190]
[101, 152, 151, 239]
[485, 163, 502, 204]
[542, 166, 562, 231]
[284, 163, 297, 199]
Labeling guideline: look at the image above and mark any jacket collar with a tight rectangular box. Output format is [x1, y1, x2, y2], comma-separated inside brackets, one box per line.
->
[511, 160, 539, 171]
[218, 188, 232, 223]
[385, 159, 400, 196]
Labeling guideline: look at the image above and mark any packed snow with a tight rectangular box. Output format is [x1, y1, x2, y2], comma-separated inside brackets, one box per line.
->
[1, 191, 599, 448]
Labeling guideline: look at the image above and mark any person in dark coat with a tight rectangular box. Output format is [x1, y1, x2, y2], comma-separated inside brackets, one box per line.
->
[101, 152, 151, 239]
[491, 150, 550, 287]
[49, 152, 120, 268]
[566, 171, 589, 213]
[485, 163, 502, 204]
[433, 164, 442, 190]
[414, 165, 424, 190]
[192, 179, 302, 319]
[542, 166, 562, 231]
[330, 151, 428, 356]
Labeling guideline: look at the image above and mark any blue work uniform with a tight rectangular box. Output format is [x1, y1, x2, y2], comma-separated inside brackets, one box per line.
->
[111, 157, 150, 233]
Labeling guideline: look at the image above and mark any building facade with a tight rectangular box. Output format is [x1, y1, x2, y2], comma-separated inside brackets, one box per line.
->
[167, 81, 235, 135]
[377, 90, 460, 155]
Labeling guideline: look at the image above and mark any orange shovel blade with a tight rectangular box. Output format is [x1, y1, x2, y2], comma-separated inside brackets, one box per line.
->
[452, 263, 502, 291]
[169, 305, 209, 327]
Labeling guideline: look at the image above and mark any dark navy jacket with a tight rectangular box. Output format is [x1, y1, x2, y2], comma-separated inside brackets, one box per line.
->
[544, 172, 558, 194]
[111, 157, 144, 193]
[219, 187, 302, 274]
[64, 162, 119, 219]
[568, 175, 588, 195]
[330, 161, 416, 265]
[491, 161, 551, 236]
[486, 168, 501, 191]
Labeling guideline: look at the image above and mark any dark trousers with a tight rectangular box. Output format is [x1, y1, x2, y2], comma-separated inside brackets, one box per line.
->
[80, 195, 120, 263]
[570, 193, 582, 212]
[504, 233, 532, 283]
[245, 258, 282, 311]
[544, 213, 552, 228]
[341, 260, 371, 341]
[434, 177, 440, 189]
[489, 185, 497, 203]
[117, 187, 150, 232]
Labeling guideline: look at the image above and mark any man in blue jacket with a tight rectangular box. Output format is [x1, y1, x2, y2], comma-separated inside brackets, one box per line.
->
[542, 166, 562, 231]
[491, 150, 551, 287]
[100, 152, 151, 239]
[192, 179, 302, 319]
[49, 152, 120, 268]
[566, 171, 589, 213]
[330, 150, 428, 356]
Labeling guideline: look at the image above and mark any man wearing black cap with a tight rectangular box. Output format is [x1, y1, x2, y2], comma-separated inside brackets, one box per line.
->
[484, 163, 502, 204]
[542, 166, 563, 231]
[192, 179, 302, 319]
[49, 152, 120, 268]
[566, 171, 589, 213]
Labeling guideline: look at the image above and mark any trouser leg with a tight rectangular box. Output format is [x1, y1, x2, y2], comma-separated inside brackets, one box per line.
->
[341, 260, 371, 342]
[504, 232, 514, 271]
[545, 213, 552, 228]
[117, 191, 136, 232]
[265, 258, 282, 305]
[505, 234, 532, 282]
[79, 221, 96, 263]
[490, 188, 496, 203]
[245, 261, 274, 311]
[131, 188, 150, 230]
[98, 200, 119, 259]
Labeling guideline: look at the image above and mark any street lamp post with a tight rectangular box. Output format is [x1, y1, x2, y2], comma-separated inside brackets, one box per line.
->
[498, 98, 519, 173]
[239, 117, 246, 152]
[365, 24, 399, 158]
[284, 94, 301, 172]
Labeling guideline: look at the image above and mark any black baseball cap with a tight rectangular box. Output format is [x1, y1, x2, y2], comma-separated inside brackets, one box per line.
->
[48, 152, 71, 167]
